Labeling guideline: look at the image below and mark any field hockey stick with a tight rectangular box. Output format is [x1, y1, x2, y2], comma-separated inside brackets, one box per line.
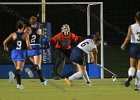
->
[97, 64, 117, 81]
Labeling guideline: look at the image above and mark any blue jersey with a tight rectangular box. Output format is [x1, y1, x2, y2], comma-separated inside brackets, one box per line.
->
[28, 26, 42, 57]
[29, 27, 40, 44]
[12, 32, 27, 50]
[11, 32, 27, 61]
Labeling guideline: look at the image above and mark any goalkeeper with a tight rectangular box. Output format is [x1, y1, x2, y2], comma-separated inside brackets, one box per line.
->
[49, 24, 82, 80]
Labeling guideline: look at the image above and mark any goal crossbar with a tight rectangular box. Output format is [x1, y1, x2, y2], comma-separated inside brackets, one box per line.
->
[0, 2, 103, 5]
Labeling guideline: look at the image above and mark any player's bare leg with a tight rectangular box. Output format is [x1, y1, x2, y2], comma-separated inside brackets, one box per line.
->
[32, 55, 47, 85]
[9, 61, 25, 89]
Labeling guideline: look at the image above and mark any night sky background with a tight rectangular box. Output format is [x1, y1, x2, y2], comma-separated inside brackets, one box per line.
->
[1, 0, 140, 45]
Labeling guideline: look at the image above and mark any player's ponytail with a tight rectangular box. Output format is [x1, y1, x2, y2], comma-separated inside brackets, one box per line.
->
[16, 20, 24, 29]
[93, 32, 101, 42]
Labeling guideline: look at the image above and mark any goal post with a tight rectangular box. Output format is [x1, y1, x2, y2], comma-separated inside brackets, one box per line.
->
[42, 0, 46, 23]
[87, 3, 104, 79]
[0, 1, 104, 79]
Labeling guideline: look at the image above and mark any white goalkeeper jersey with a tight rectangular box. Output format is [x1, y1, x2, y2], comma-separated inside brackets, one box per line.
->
[77, 39, 97, 54]
[130, 23, 140, 43]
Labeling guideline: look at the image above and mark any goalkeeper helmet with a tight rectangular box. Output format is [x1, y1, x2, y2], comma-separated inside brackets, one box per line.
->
[61, 24, 70, 35]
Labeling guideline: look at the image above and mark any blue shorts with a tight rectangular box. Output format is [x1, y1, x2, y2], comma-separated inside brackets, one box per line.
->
[27, 45, 42, 57]
[11, 49, 26, 62]
[70, 47, 86, 65]
[130, 43, 140, 58]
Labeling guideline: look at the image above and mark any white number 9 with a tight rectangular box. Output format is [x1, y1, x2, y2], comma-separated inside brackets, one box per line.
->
[16, 41, 22, 50]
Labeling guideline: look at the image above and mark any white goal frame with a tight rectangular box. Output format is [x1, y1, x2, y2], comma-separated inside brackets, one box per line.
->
[0, 1, 104, 79]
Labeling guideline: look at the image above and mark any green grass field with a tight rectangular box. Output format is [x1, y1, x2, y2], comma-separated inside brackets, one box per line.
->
[0, 78, 140, 100]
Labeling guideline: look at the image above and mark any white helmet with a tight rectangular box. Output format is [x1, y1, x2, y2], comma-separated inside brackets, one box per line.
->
[61, 24, 70, 35]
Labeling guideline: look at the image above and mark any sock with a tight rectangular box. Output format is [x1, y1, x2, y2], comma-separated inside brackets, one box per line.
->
[14, 69, 21, 85]
[83, 71, 91, 83]
[37, 69, 45, 82]
[128, 67, 135, 77]
[30, 64, 39, 72]
[69, 72, 82, 81]
[135, 78, 138, 86]
[135, 70, 140, 85]
[126, 67, 135, 82]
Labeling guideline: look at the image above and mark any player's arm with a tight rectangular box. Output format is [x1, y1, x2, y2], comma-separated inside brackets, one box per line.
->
[23, 27, 32, 49]
[25, 34, 31, 49]
[49, 35, 58, 46]
[121, 26, 132, 50]
[3, 33, 14, 51]
[37, 28, 44, 36]
[71, 33, 83, 43]
[91, 48, 98, 64]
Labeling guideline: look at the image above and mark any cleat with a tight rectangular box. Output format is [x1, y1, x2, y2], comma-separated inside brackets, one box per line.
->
[25, 68, 34, 78]
[41, 79, 48, 86]
[125, 76, 132, 87]
[64, 78, 72, 86]
[134, 85, 140, 91]
[9, 71, 15, 84]
[86, 81, 92, 86]
[125, 81, 130, 87]
[17, 84, 24, 89]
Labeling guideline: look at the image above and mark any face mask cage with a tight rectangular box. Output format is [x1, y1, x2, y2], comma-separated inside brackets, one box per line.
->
[61, 24, 70, 35]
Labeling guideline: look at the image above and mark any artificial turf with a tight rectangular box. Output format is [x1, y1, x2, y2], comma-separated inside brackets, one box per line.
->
[0, 78, 140, 100]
